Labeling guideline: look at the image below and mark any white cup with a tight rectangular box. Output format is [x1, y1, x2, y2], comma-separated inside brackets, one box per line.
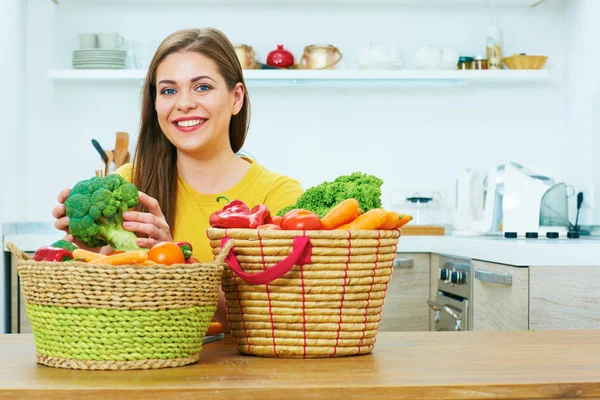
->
[79, 33, 98, 49]
[98, 33, 125, 50]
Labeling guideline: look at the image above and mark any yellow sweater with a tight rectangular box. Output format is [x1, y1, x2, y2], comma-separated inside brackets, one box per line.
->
[114, 159, 303, 262]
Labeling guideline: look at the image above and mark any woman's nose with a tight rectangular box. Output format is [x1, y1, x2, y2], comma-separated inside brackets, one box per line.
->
[176, 92, 197, 112]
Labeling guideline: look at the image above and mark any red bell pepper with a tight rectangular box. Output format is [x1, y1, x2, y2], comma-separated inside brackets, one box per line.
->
[176, 241, 193, 261]
[209, 196, 271, 229]
[33, 246, 74, 262]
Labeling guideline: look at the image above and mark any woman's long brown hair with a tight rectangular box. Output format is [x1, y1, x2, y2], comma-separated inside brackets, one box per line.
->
[132, 28, 250, 234]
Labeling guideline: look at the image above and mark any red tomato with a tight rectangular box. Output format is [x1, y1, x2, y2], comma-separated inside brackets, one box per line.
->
[270, 215, 283, 227]
[257, 224, 282, 230]
[281, 210, 323, 231]
[148, 242, 185, 265]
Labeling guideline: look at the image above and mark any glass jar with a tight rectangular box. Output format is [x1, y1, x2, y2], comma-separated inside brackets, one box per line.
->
[457, 56, 474, 70]
[473, 55, 488, 70]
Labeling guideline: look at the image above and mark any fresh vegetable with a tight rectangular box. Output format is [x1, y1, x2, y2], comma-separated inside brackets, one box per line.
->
[336, 208, 388, 230]
[276, 172, 383, 218]
[148, 242, 185, 265]
[321, 198, 360, 230]
[88, 250, 148, 265]
[187, 256, 200, 264]
[380, 211, 401, 230]
[176, 241, 193, 261]
[265, 215, 282, 227]
[64, 174, 142, 251]
[209, 196, 270, 229]
[396, 214, 413, 229]
[33, 246, 73, 262]
[281, 209, 323, 230]
[50, 239, 78, 252]
[73, 248, 107, 262]
[257, 224, 282, 230]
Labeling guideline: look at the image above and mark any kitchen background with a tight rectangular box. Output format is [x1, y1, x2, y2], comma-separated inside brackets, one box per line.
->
[1, 0, 599, 333]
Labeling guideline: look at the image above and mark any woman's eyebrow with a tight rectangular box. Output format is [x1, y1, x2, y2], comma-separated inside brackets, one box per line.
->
[157, 75, 217, 86]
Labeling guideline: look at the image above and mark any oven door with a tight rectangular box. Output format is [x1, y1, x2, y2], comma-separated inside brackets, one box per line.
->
[428, 291, 469, 331]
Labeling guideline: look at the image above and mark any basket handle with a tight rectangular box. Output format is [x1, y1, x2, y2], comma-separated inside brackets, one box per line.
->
[219, 236, 312, 285]
[4, 241, 29, 261]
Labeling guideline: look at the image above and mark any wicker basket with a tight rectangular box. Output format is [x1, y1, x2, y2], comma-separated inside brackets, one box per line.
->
[5, 240, 233, 371]
[207, 228, 401, 358]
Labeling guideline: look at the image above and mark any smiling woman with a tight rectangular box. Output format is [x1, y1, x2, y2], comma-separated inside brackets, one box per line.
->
[52, 28, 304, 330]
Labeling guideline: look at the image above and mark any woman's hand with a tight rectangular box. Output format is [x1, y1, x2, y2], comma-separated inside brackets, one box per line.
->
[52, 188, 103, 252]
[122, 191, 173, 248]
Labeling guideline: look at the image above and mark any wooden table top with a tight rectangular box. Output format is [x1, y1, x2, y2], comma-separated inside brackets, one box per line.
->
[1, 330, 600, 400]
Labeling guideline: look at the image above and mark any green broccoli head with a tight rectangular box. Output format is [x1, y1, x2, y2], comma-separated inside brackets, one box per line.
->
[65, 174, 142, 251]
[277, 172, 383, 218]
[50, 239, 78, 252]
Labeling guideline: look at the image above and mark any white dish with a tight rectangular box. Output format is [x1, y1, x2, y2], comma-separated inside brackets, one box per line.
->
[73, 64, 127, 69]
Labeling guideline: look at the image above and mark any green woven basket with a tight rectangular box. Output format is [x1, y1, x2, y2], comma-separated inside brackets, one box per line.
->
[6, 241, 233, 371]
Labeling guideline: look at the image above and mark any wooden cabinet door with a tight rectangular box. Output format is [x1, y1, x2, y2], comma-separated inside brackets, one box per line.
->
[530, 266, 600, 330]
[429, 253, 440, 331]
[472, 260, 529, 331]
[379, 253, 430, 332]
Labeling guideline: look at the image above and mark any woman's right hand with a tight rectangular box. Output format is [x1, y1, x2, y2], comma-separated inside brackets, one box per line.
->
[52, 188, 103, 252]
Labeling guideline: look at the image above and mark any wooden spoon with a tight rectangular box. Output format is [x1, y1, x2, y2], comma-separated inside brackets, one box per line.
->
[113, 132, 129, 169]
[104, 150, 114, 177]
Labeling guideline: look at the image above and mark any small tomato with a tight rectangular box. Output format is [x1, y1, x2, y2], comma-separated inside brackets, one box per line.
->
[148, 241, 185, 266]
[264, 214, 282, 227]
[257, 224, 282, 230]
[281, 209, 323, 231]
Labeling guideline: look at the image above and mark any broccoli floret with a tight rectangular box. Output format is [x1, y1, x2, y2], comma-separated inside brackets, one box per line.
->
[64, 174, 142, 251]
[277, 172, 383, 218]
[50, 239, 78, 252]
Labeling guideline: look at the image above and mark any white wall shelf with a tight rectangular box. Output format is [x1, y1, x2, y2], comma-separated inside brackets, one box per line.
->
[47, 69, 550, 87]
[51, 0, 546, 6]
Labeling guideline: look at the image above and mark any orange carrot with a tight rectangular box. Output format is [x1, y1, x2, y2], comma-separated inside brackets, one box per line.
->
[396, 214, 413, 229]
[72, 249, 107, 262]
[335, 222, 352, 230]
[380, 211, 401, 230]
[346, 208, 388, 230]
[88, 250, 148, 265]
[321, 198, 360, 230]
[140, 260, 158, 266]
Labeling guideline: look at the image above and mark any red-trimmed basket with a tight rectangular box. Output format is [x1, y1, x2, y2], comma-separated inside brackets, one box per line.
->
[207, 228, 401, 358]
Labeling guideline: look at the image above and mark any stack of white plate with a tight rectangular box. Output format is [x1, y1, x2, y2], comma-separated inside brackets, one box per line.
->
[72, 49, 127, 69]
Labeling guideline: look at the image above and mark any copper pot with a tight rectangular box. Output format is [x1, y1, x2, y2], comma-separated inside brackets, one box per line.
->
[300, 44, 342, 70]
[234, 44, 257, 69]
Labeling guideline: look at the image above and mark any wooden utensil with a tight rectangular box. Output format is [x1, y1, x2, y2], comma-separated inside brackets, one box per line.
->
[113, 132, 129, 169]
[104, 150, 114, 177]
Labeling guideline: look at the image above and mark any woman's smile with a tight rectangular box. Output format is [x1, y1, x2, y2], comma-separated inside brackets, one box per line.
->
[172, 116, 208, 132]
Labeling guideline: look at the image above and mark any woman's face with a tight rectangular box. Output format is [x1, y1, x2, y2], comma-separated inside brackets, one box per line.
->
[154, 51, 244, 156]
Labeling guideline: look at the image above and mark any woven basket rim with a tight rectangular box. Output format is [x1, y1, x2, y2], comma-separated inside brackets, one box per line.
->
[6, 240, 233, 269]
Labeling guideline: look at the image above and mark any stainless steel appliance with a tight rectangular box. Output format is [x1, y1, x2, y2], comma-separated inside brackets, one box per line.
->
[427, 255, 473, 331]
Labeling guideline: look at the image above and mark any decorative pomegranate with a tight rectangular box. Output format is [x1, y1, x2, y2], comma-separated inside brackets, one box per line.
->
[266, 44, 295, 68]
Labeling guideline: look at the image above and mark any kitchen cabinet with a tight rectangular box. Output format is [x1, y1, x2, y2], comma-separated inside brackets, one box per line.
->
[429, 253, 440, 331]
[379, 253, 430, 332]
[472, 260, 529, 331]
[530, 266, 600, 330]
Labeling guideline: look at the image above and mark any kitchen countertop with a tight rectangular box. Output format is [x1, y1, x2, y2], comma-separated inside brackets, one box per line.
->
[397, 234, 600, 266]
[1, 331, 599, 399]
[4, 222, 600, 267]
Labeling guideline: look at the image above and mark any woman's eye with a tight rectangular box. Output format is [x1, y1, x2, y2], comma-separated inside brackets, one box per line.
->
[196, 85, 211, 92]
[161, 88, 177, 95]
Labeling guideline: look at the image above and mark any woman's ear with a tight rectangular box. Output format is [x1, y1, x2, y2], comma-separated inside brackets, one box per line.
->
[232, 82, 245, 116]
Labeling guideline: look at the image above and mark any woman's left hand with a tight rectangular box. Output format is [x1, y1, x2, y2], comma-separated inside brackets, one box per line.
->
[122, 191, 173, 248]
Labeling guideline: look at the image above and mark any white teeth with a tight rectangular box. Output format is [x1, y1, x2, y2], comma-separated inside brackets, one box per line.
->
[176, 119, 204, 127]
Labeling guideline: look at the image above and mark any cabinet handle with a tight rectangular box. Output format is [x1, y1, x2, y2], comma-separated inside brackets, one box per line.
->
[394, 258, 413, 269]
[474, 268, 512, 286]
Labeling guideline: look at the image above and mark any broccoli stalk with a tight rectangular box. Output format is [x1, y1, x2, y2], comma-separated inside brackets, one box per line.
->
[65, 174, 143, 251]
